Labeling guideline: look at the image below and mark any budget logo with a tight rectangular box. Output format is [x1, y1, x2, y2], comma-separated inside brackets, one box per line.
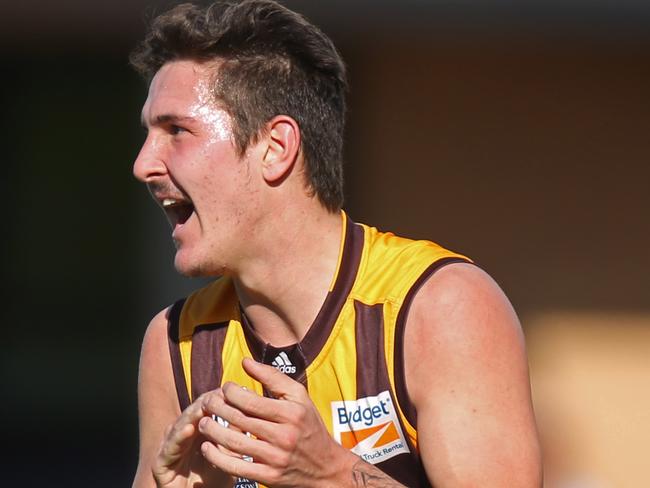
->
[331, 391, 409, 464]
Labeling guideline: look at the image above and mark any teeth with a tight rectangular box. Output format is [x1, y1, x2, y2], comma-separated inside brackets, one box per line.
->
[162, 198, 178, 208]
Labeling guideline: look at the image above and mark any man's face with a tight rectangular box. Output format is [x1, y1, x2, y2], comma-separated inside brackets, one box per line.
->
[134, 59, 262, 277]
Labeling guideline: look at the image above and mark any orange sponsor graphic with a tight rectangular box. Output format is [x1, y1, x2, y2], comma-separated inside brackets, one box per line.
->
[340, 421, 400, 450]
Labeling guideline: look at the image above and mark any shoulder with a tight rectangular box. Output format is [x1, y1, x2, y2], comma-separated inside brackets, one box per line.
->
[404, 262, 527, 407]
[144, 306, 172, 340]
[141, 307, 172, 357]
[403, 263, 542, 486]
[139, 306, 179, 414]
[407, 262, 523, 357]
[134, 306, 180, 487]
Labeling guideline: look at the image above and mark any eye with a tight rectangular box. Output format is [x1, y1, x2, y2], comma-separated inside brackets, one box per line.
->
[170, 124, 186, 135]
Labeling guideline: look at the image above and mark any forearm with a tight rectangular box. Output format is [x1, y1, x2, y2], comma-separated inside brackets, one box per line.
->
[349, 460, 408, 488]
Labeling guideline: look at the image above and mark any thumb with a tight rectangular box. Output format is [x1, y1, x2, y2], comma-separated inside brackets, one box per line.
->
[242, 357, 305, 401]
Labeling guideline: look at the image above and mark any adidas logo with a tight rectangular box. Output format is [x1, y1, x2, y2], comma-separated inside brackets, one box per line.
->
[271, 351, 297, 374]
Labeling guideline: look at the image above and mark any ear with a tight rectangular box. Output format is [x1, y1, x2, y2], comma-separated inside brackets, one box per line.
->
[261, 115, 301, 184]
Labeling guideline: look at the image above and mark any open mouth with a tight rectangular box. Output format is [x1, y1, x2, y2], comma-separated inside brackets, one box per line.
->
[161, 198, 194, 227]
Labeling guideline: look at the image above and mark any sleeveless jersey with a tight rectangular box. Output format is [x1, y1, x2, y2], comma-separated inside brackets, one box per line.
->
[167, 212, 471, 487]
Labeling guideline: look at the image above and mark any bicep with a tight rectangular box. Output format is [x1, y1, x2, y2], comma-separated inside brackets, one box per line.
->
[133, 308, 181, 488]
[405, 264, 541, 487]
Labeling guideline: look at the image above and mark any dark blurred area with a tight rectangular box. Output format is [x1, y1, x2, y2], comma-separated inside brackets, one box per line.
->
[2, 1, 649, 486]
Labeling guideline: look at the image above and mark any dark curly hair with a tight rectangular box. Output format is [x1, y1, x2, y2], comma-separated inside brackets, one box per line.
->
[130, 0, 347, 211]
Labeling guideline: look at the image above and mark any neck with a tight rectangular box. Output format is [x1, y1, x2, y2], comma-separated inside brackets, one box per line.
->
[232, 203, 343, 347]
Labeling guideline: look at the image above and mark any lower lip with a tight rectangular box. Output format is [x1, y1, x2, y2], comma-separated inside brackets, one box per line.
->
[171, 210, 195, 240]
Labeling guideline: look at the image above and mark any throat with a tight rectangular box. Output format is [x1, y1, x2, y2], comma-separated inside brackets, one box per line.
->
[234, 210, 351, 365]
[240, 307, 307, 349]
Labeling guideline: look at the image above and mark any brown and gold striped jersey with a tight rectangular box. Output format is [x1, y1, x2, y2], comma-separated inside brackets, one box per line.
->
[167, 212, 471, 487]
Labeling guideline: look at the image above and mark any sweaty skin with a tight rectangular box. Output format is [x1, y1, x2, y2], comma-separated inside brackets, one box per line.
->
[190, 75, 232, 144]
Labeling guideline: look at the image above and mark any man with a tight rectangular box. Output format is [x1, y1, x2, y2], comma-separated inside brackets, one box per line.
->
[130, 1, 542, 487]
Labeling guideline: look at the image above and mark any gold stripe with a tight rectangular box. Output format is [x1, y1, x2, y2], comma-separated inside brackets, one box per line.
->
[179, 337, 193, 402]
[306, 302, 358, 433]
[221, 320, 264, 395]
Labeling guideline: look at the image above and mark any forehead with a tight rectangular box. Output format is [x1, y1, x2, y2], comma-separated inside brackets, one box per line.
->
[142, 59, 216, 118]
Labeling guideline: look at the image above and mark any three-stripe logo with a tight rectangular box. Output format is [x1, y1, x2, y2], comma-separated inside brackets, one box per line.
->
[271, 351, 297, 374]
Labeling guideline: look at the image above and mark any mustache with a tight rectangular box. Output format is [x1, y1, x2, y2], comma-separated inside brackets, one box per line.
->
[147, 181, 186, 199]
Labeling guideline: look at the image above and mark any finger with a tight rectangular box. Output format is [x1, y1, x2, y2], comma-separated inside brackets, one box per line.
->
[158, 392, 213, 464]
[202, 388, 252, 429]
[202, 390, 281, 443]
[179, 392, 212, 426]
[242, 357, 307, 402]
[198, 416, 276, 464]
[220, 381, 299, 425]
[201, 439, 278, 485]
[155, 412, 202, 482]
[156, 424, 194, 474]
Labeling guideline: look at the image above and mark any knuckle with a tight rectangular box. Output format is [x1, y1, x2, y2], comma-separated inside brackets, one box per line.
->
[157, 441, 171, 461]
[275, 426, 298, 451]
[229, 407, 246, 427]
[228, 432, 246, 452]
[197, 391, 213, 407]
[241, 394, 259, 414]
[228, 458, 241, 478]
[285, 428, 299, 449]
[155, 444, 165, 460]
[203, 393, 223, 413]
[266, 467, 283, 486]
[168, 423, 182, 439]
[273, 449, 291, 469]
[292, 404, 307, 423]
[221, 381, 236, 396]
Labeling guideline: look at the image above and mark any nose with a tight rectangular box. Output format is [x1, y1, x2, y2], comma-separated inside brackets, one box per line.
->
[133, 135, 167, 182]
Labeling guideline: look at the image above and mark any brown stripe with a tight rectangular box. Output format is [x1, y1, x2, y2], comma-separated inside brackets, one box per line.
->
[371, 448, 431, 488]
[300, 217, 364, 362]
[354, 300, 430, 487]
[394, 257, 471, 427]
[190, 322, 229, 401]
[167, 298, 191, 411]
[353, 301, 389, 398]
[239, 309, 266, 363]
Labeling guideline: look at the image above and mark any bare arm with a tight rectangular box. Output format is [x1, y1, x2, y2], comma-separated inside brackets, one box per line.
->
[132, 309, 232, 488]
[133, 308, 181, 488]
[405, 263, 542, 487]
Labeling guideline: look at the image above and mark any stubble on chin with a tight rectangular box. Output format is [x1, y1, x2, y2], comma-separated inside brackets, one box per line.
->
[174, 253, 227, 279]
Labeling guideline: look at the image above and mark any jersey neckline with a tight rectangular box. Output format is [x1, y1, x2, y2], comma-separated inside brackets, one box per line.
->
[239, 211, 365, 368]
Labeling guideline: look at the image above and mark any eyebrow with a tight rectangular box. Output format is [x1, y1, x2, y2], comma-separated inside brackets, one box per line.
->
[140, 113, 196, 128]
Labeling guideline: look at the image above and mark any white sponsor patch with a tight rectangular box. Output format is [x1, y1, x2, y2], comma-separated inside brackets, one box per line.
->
[331, 391, 409, 464]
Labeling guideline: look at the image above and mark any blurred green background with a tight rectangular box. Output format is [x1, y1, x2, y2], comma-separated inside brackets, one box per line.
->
[2, 1, 649, 486]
